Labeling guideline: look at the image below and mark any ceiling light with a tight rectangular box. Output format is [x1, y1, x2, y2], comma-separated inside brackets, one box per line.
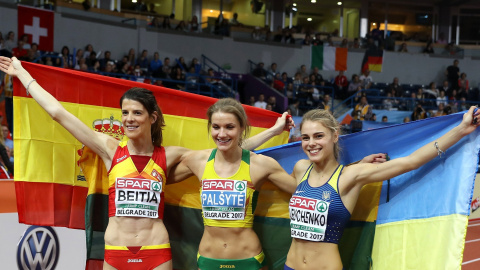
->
[210, 10, 213, 12]
[307, 18, 312, 21]
[311, 0, 316, 3]
[337, 2, 342, 5]
[293, 3, 297, 6]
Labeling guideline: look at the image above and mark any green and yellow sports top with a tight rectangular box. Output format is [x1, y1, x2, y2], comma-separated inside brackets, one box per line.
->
[200, 149, 258, 228]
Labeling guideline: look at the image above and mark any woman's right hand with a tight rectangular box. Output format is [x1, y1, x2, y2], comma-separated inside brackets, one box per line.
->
[0, 56, 24, 77]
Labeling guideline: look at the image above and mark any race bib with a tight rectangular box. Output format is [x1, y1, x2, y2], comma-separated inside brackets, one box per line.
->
[289, 195, 329, 241]
[115, 178, 162, 218]
[201, 179, 247, 220]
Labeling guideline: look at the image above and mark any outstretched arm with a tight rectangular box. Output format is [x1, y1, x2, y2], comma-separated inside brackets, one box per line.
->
[0, 57, 116, 162]
[352, 106, 480, 185]
[242, 112, 294, 151]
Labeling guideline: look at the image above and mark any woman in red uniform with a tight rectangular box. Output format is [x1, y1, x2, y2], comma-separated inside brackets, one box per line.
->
[0, 56, 292, 270]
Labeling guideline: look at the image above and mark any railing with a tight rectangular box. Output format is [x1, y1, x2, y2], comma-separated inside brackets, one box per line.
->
[201, 54, 238, 93]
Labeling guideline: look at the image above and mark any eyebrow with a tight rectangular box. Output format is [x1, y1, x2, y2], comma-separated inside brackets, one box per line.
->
[301, 131, 325, 137]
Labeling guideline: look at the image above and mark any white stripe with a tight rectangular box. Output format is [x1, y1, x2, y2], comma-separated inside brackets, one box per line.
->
[468, 223, 480, 227]
[462, 257, 480, 265]
[322, 46, 336, 70]
[465, 238, 480, 244]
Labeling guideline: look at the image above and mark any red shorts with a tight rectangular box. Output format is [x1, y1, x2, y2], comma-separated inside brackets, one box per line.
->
[104, 243, 172, 270]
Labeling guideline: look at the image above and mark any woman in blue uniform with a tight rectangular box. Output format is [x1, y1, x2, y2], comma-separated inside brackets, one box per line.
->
[284, 108, 480, 270]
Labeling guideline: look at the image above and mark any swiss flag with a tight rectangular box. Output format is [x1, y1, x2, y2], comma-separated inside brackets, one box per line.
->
[18, 5, 54, 52]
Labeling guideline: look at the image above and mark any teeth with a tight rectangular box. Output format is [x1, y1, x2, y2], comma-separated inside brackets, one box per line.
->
[309, 149, 319, 154]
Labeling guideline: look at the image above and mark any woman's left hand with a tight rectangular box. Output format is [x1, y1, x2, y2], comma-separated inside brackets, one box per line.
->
[272, 112, 295, 135]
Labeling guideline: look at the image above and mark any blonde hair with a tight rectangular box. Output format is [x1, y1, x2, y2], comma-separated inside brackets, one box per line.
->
[207, 98, 250, 146]
[300, 109, 341, 160]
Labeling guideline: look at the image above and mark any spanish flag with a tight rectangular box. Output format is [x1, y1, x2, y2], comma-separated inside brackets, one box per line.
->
[13, 62, 289, 269]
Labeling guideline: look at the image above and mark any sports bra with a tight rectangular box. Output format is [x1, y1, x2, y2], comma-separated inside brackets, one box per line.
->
[289, 164, 351, 243]
[108, 141, 167, 219]
[200, 149, 258, 228]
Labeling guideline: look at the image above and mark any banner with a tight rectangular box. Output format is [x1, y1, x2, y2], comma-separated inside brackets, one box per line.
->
[17, 5, 54, 52]
[361, 49, 383, 73]
[312, 46, 348, 71]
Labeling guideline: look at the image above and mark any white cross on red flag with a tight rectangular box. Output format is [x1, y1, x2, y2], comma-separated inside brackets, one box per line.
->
[17, 5, 54, 52]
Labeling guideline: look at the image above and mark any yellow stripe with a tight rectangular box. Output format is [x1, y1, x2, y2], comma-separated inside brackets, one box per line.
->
[140, 243, 171, 250]
[105, 243, 170, 250]
[15, 97, 288, 190]
[371, 214, 467, 270]
[254, 251, 265, 263]
[350, 182, 382, 222]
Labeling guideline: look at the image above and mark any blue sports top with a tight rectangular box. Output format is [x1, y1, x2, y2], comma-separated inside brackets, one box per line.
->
[289, 164, 351, 244]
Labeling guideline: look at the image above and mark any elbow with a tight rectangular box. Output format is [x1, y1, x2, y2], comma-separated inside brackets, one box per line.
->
[49, 107, 64, 122]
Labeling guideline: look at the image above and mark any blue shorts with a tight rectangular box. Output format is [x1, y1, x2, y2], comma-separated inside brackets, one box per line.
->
[284, 264, 294, 270]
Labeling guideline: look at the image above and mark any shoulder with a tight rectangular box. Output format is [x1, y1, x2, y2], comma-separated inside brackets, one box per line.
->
[293, 159, 310, 177]
[250, 152, 280, 169]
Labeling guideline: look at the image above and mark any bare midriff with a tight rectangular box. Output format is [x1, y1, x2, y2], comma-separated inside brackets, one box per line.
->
[198, 226, 262, 259]
[104, 216, 169, 246]
[285, 239, 343, 270]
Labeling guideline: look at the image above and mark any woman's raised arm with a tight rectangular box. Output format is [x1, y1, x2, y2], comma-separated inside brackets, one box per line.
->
[350, 106, 480, 186]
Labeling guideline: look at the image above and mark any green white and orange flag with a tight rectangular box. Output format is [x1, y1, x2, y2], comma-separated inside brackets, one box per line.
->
[13, 62, 289, 269]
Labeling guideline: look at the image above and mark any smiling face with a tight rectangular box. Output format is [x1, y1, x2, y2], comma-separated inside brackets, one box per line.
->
[121, 99, 157, 141]
[300, 120, 338, 163]
[210, 112, 244, 151]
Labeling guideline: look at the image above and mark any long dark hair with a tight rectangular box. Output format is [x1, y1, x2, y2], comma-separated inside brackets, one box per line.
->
[120, 88, 165, 147]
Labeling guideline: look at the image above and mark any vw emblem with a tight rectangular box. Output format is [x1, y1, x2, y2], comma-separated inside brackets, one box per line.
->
[17, 226, 60, 270]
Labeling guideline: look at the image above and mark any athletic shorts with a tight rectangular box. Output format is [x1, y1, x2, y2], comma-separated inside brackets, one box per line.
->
[284, 264, 294, 270]
[197, 250, 266, 269]
[104, 243, 171, 270]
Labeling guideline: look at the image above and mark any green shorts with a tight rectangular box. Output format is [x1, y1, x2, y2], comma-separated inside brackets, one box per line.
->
[197, 251, 266, 269]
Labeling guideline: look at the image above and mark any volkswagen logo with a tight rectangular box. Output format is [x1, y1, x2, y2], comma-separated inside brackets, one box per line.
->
[17, 226, 60, 270]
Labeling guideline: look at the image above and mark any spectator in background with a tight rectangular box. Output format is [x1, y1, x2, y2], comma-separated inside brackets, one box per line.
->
[310, 66, 323, 85]
[334, 70, 348, 99]
[424, 82, 440, 98]
[149, 52, 162, 76]
[127, 48, 136, 66]
[445, 59, 460, 89]
[229, 13, 242, 26]
[285, 83, 294, 102]
[359, 69, 373, 89]
[411, 104, 427, 121]
[267, 96, 281, 113]
[252, 62, 267, 80]
[254, 94, 267, 109]
[352, 95, 373, 121]
[162, 16, 172, 29]
[136, 50, 149, 72]
[266, 62, 279, 82]
[351, 38, 361, 49]
[175, 21, 188, 32]
[348, 74, 362, 96]
[251, 27, 262, 40]
[339, 39, 348, 48]
[437, 90, 447, 106]
[161, 57, 171, 78]
[440, 80, 452, 97]
[371, 113, 377, 121]
[437, 32, 447, 44]
[248, 96, 255, 106]
[174, 56, 187, 71]
[188, 16, 201, 33]
[2, 125, 13, 162]
[83, 44, 94, 60]
[458, 72, 469, 91]
[398, 42, 408, 52]
[281, 28, 295, 44]
[382, 116, 388, 122]
[99, 51, 112, 71]
[458, 97, 468, 111]
[288, 99, 301, 116]
[20, 34, 31, 50]
[4, 31, 16, 53]
[434, 103, 447, 117]
[403, 117, 410, 123]
[12, 40, 28, 59]
[423, 41, 434, 54]
[149, 17, 161, 28]
[303, 34, 312, 45]
[312, 33, 323, 46]
[299, 65, 308, 78]
[148, 3, 156, 13]
[273, 73, 285, 92]
[386, 77, 404, 97]
[59, 46, 73, 68]
[189, 57, 201, 74]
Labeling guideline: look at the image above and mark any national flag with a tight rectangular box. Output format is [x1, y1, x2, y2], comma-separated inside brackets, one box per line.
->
[361, 49, 383, 73]
[17, 5, 54, 52]
[13, 62, 289, 269]
[311, 46, 348, 71]
[257, 113, 479, 269]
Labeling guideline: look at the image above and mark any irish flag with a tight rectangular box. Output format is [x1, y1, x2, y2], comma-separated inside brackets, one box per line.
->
[311, 46, 348, 71]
